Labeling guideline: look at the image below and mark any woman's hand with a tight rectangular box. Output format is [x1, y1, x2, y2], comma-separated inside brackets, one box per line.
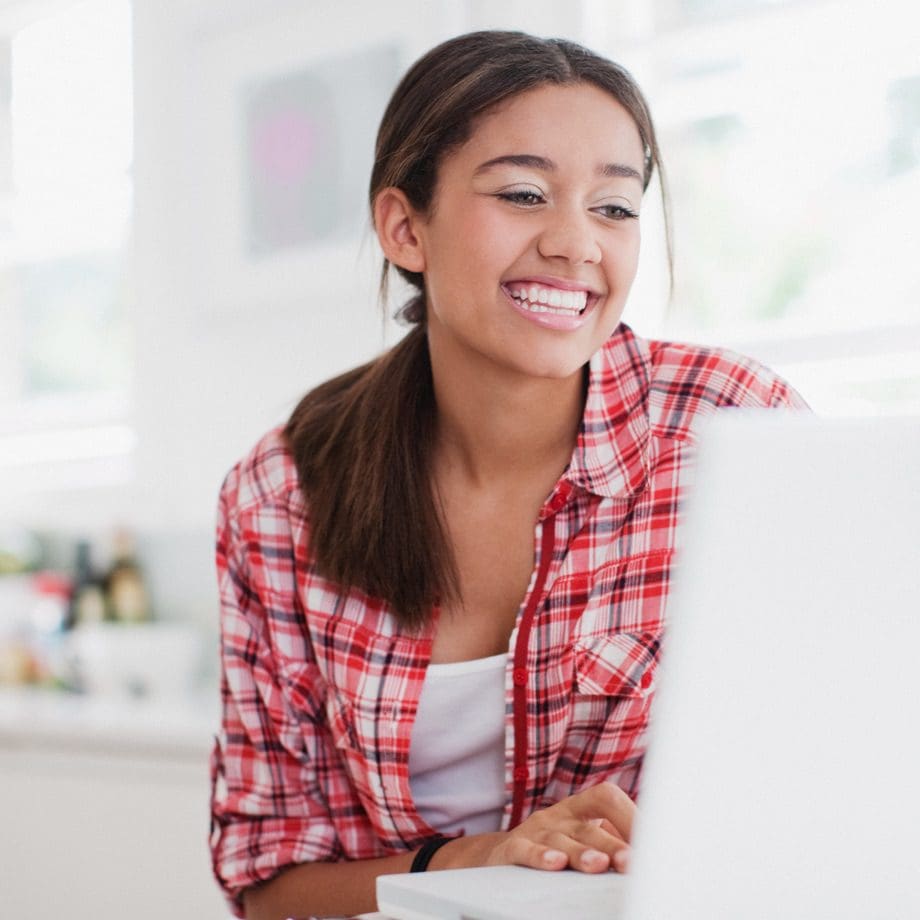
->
[482, 782, 636, 874]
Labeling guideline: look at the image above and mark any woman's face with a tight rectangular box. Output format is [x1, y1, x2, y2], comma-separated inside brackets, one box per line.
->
[415, 81, 647, 383]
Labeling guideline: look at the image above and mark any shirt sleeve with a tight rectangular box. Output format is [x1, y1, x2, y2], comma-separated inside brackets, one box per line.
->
[209, 472, 341, 917]
[767, 374, 811, 411]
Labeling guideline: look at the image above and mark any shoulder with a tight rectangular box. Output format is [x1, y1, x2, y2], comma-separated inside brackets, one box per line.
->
[600, 327, 808, 443]
[217, 425, 306, 527]
[649, 336, 798, 402]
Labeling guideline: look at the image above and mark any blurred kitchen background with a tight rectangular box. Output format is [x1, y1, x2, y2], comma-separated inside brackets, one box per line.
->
[0, 0, 917, 917]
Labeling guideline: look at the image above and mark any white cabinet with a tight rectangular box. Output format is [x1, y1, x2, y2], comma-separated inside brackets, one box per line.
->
[0, 691, 229, 920]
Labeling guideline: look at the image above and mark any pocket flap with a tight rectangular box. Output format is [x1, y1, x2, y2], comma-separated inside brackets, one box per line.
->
[573, 631, 660, 698]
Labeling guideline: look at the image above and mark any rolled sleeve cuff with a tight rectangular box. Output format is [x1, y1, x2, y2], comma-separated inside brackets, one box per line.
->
[210, 813, 340, 917]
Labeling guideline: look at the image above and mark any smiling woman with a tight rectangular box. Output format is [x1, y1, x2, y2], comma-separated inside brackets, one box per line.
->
[209, 30, 807, 920]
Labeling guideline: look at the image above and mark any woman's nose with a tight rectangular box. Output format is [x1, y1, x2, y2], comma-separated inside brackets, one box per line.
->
[536, 210, 602, 264]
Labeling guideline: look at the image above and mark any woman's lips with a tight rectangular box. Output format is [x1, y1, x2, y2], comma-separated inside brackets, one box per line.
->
[500, 283, 599, 331]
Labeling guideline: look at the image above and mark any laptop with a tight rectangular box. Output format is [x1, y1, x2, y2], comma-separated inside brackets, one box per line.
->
[377, 413, 920, 920]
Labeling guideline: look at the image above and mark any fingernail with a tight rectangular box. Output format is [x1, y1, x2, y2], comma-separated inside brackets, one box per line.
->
[581, 848, 608, 867]
[543, 849, 566, 864]
[613, 847, 631, 872]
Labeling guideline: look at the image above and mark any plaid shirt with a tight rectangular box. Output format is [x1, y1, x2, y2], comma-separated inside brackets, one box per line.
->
[210, 323, 807, 914]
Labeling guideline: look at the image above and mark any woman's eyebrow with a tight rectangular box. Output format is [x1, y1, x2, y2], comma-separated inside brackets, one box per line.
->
[474, 153, 642, 182]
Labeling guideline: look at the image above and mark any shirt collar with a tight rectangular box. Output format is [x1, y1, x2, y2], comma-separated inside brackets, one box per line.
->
[565, 323, 651, 500]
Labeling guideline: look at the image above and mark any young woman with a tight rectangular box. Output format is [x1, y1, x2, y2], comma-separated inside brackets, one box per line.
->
[210, 30, 806, 920]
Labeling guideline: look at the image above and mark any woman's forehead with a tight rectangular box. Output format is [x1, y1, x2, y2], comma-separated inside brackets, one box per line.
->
[456, 83, 645, 171]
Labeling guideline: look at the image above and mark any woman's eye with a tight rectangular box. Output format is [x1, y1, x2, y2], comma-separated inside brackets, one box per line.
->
[593, 203, 639, 221]
[498, 190, 545, 206]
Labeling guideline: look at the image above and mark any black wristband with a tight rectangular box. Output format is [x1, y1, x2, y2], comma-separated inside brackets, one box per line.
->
[410, 835, 452, 872]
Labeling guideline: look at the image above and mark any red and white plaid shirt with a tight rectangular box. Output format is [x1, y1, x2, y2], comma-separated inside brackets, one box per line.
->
[210, 323, 807, 914]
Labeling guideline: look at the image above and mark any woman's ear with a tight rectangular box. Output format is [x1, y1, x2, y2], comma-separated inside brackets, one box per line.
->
[373, 188, 427, 274]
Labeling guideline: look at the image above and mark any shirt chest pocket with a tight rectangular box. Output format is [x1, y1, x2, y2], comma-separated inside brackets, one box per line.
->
[281, 657, 396, 806]
[573, 631, 660, 697]
[308, 620, 419, 804]
[569, 631, 660, 736]
[281, 648, 384, 757]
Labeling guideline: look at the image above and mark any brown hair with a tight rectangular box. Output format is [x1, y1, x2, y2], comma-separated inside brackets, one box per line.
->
[284, 30, 670, 630]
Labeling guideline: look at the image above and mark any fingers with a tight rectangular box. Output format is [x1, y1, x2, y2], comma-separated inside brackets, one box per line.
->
[512, 823, 630, 874]
[491, 835, 569, 872]
[565, 781, 637, 843]
[500, 809, 632, 874]
[554, 817, 631, 873]
[487, 782, 638, 876]
[502, 832, 631, 875]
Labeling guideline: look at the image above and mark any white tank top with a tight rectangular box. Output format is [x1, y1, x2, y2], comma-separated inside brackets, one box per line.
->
[408, 652, 508, 836]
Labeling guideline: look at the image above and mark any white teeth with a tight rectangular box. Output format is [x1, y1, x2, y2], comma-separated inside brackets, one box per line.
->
[507, 284, 589, 314]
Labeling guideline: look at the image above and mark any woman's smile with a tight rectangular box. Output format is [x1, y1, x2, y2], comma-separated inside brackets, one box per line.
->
[500, 278, 601, 332]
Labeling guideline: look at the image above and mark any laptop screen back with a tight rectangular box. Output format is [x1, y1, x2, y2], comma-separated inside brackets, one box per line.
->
[627, 413, 920, 920]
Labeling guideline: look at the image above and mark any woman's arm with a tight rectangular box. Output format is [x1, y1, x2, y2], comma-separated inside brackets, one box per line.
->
[244, 782, 635, 919]
[242, 850, 416, 919]
[212, 467, 373, 916]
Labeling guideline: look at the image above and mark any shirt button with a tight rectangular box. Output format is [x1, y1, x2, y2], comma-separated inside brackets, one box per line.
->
[640, 671, 653, 690]
[512, 668, 527, 687]
[513, 766, 528, 782]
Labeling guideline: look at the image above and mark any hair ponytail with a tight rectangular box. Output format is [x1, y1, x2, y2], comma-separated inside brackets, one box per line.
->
[283, 320, 458, 630]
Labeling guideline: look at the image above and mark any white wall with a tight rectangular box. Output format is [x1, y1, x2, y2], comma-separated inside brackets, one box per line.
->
[132, 0, 404, 533]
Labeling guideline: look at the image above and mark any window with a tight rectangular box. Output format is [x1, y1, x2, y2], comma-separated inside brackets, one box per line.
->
[0, 0, 134, 487]
[618, 0, 920, 416]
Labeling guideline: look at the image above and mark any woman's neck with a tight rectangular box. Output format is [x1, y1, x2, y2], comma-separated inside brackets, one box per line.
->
[428, 332, 586, 490]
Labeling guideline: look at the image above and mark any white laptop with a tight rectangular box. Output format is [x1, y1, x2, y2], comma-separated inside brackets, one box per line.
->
[378, 413, 920, 920]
